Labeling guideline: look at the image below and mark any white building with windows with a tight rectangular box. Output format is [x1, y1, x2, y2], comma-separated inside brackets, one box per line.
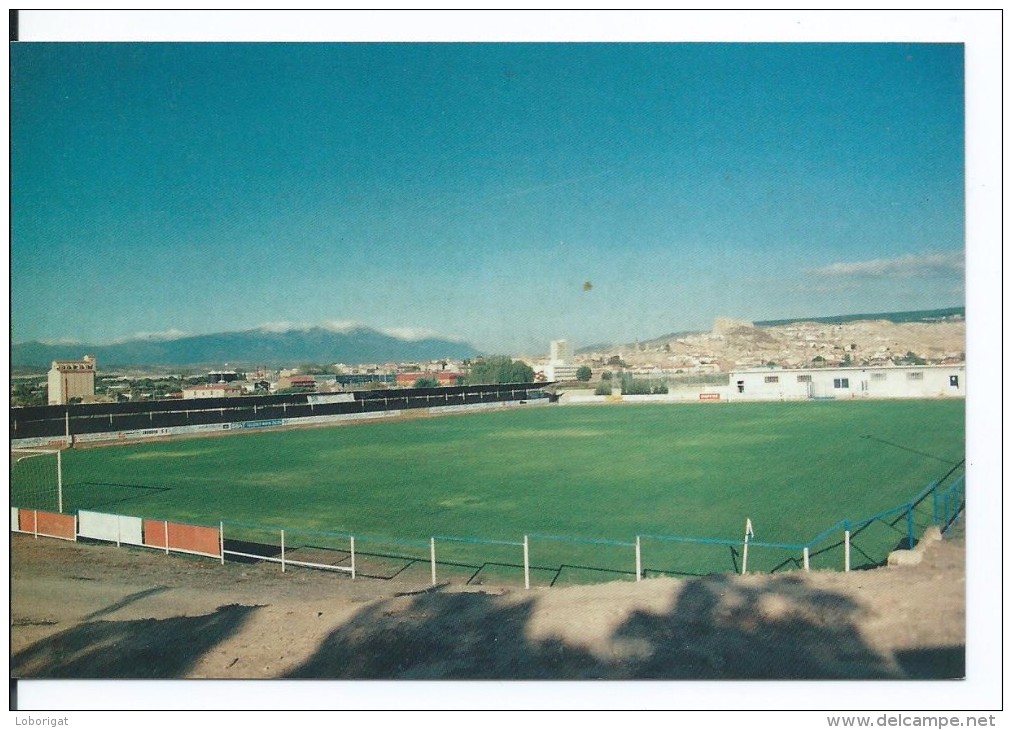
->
[534, 339, 580, 381]
[725, 364, 965, 401]
[181, 383, 243, 399]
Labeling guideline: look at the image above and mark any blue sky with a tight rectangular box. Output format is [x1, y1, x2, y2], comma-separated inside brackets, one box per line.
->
[11, 41, 965, 354]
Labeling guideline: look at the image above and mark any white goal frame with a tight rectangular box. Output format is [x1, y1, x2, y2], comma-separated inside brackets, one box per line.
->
[11, 448, 63, 513]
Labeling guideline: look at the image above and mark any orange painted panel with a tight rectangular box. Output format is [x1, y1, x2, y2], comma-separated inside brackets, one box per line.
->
[167, 522, 220, 557]
[144, 519, 169, 548]
[18, 510, 36, 532]
[35, 511, 75, 540]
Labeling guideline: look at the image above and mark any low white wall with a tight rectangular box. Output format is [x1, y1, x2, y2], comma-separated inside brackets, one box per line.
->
[78, 510, 144, 546]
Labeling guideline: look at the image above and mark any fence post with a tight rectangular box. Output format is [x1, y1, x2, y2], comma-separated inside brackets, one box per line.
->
[281, 529, 286, 573]
[802, 546, 810, 572]
[635, 536, 642, 582]
[844, 528, 851, 572]
[523, 535, 530, 590]
[57, 450, 63, 514]
[164, 520, 169, 555]
[350, 536, 356, 580]
[219, 522, 224, 565]
[33, 510, 38, 539]
[906, 504, 915, 549]
[430, 537, 436, 586]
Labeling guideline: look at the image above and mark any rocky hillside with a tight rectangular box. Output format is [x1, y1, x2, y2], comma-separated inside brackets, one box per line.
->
[579, 315, 965, 372]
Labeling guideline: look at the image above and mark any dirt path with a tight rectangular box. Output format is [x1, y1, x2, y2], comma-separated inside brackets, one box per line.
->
[10, 530, 964, 680]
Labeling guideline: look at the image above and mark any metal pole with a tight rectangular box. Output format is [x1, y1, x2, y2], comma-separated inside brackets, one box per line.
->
[523, 535, 530, 590]
[33, 510, 38, 539]
[635, 536, 642, 582]
[281, 529, 285, 573]
[741, 537, 749, 575]
[430, 537, 436, 586]
[802, 547, 810, 572]
[844, 530, 851, 572]
[164, 520, 169, 554]
[220, 522, 225, 564]
[350, 536, 356, 580]
[57, 450, 63, 514]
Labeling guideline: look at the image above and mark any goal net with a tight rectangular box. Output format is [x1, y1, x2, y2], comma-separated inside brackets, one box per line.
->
[11, 449, 63, 513]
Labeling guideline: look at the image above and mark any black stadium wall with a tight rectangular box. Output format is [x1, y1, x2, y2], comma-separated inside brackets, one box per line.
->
[11, 383, 552, 447]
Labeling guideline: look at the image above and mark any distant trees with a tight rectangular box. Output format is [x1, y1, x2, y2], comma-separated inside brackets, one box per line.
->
[897, 351, 927, 365]
[10, 380, 47, 407]
[465, 356, 535, 385]
[592, 373, 667, 395]
[575, 366, 592, 382]
[619, 374, 668, 395]
[413, 377, 440, 388]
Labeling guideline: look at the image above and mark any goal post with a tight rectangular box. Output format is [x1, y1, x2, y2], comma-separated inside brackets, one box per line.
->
[11, 448, 63, 514]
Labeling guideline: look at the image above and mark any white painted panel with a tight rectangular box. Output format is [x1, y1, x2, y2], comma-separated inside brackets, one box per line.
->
[117, 515, 144, 546]
[11, 508, 19, 531]
[78, 510, 121, 542]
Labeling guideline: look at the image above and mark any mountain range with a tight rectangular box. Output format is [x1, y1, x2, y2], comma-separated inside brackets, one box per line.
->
[11, 326, 481, 369]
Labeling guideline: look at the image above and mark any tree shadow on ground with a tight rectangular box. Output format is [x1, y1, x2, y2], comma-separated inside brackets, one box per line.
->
[285, 574, 961, 680]
[11, 603, 262, 678]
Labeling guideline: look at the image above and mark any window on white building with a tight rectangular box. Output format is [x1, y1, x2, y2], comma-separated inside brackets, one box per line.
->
[796, 374, 812, 383]
[833, 378, 849, 389]
[907, 372, 924, 381]
[764, 376, 779, 384]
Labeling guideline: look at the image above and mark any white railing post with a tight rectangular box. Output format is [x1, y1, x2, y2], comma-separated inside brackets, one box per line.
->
[350, 536, 356, 580]
[219, 522, 224, 564]
[844, 530, 851, 572]
[57, 450, 63, 514]
[281, 529, 286, 572]
[164, 520, 169, 555]
[430, 537, 437, 586]
[523, 535, 530, 590]
[635, 536, 642, 582]
[802, 546, 810, 572]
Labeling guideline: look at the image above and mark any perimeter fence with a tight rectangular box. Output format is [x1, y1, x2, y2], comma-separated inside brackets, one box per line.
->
[12, 465, 965, 587]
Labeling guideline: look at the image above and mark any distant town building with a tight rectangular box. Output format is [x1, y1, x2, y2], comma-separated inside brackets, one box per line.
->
[47, 355, 96, 405]
[207, 370, 240, 383]
[535, 340, 579, 381]
[395, 371, 464, 387]
[181, 383, 243, 399]
[726, 364, 965, 400]
[550, 340, 571, 364]
[335, 373, 396, 387]
[277, 374, 318, 392]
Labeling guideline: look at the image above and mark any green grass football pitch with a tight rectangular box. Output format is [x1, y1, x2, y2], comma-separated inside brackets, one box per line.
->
[15, 400, 965, 583]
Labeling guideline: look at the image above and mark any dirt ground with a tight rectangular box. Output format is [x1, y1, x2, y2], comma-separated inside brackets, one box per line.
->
[9, 529, 964, 681]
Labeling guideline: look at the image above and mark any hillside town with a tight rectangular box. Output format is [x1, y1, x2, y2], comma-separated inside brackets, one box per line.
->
[11, 314, 965, 408]
[575, 315, 966, 374]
